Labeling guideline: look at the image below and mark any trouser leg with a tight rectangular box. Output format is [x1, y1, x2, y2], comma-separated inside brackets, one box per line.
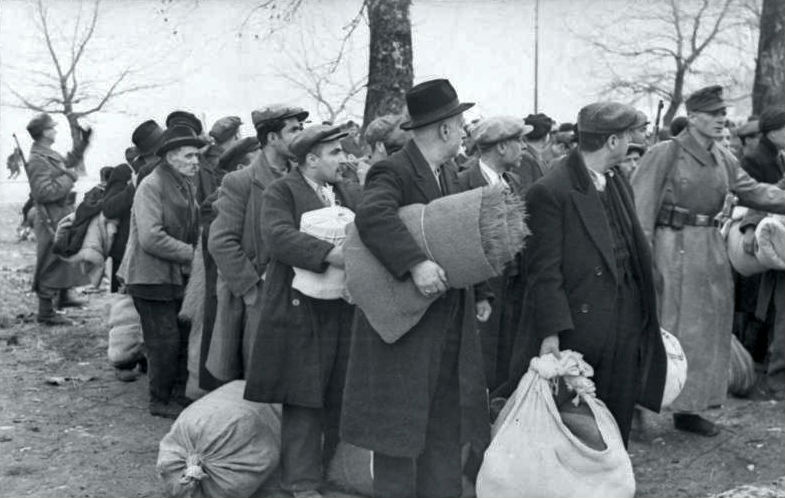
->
[132, 297, 183, 403]
[281, 404, 323, 493]
[766, 274, 785, 393]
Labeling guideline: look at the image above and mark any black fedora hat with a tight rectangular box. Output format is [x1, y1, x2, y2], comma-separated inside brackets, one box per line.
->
[157, 125, 207, 157]
[166, 110, 203, 135]
[131, 119, 164, 156]
[400, 78, 474, 130]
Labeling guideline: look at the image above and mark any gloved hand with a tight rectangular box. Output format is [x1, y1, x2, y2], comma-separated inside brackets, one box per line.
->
[80, 125, 93, 144]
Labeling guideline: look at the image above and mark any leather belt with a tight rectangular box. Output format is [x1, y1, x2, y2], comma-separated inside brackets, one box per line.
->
[656, 204, 718, 229]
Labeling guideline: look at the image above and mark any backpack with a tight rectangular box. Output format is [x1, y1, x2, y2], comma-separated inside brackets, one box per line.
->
[53, 185, 104, 257]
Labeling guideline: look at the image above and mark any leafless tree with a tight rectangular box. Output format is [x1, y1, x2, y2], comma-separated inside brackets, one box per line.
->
[4, 0, 161, 173]
[579, 0, 754, 125]
[752, 0, 785, 114]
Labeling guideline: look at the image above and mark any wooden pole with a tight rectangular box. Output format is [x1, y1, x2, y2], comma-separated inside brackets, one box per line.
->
[534, 0, 540, 113]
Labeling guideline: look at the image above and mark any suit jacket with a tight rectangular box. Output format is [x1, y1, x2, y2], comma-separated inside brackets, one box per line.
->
[505, 148, 666, 411]
[243, 168, 360, 406]
[340, 140, 490, 458]
[516, 147, 547, 193]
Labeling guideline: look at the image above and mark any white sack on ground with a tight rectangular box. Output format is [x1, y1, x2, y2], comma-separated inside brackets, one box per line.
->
[107, 293, 144, 367]
[728, 334, 756, 398]
[179, 237, 206, 400]
[755, 215, 785, 271]
[157, 380, 282, 498]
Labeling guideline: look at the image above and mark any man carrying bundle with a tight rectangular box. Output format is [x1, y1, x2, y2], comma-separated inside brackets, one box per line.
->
[341, 78, 490, 498]
[243, 124, 360, 498]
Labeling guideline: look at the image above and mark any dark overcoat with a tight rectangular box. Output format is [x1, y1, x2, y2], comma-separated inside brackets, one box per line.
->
[340, 140, 490, 458]
[27, 141, 88, 292]
[505, 149, 667, 412]
[457, 159, 524, 391]
[243, 168, 360, 407]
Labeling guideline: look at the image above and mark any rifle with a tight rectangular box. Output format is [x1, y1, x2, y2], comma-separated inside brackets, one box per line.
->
[12, 133, 28, 175]
[653, 100, 664, 143]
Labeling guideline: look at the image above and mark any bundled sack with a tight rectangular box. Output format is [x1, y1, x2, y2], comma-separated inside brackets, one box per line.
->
[107, 293, 144, 367]
[292, 206, 355, 300]
[345, 183, 527, 343]
[157, 380, 282, 498]
[477, 351, 634, 498]
[661, 328, 688, 409]
[57, 213, 117, 286]
[179, 238, 207, 401]
[755, 215, 785, 271]
[728, 334, 756, 397]
[724, 206, 767, 277]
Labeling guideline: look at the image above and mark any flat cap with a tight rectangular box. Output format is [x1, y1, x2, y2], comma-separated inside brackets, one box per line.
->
[558, 122, 575, 133]
[524, 113, 554, 139]
[627, 143, 646, 155]
[735, 120, 760, 138]
[26, 113, 56, 138]
[577, 102, 639, 134]
[474, 116, 533, 148]
[218, 136, 260, 171]
[685, 85, 727, 113]
[166, 110, 203, 135]
[633, 110, 650, 128]
[251, 104, 309, 130]
[209, 116, 242, 143]
[131, 119, 165, 155]
[364, 114, 402, 145]
[759, 106, 785, 134]
[124, 146, 139, 164]
[289, 124, 349, 161]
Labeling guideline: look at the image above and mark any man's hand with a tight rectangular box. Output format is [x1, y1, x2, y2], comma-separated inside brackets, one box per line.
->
[539, 334, 561, 359]
[742, 226, 758, 255]
[243, 285, 258, 307]
[411, 260, 448, 298]
[325, 245, 345, 268]
[475, 299, 492, 323]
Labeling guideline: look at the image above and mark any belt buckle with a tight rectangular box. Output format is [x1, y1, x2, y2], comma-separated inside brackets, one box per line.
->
[694, 214, 710, 226]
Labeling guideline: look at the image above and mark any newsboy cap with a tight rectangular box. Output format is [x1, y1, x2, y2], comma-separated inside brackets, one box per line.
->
[131, 119, 165, 156]
[735, 120, 760, 138]
[685, 85, 727, 113]
[577, 102, 639, 134]
[289, 124, 348, 162]
[166, 110, 203, 135]
[364, 114, 405, 146]
[759, 106, 785, 134]
[251, 104, 309, 131]
[26, 113, 56, 138]
[209, 116, 242, 143]
[474, 116, 533, 149]
[524, 113, 554, 140]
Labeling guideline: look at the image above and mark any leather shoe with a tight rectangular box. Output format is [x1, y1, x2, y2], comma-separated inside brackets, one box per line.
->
[57, 290, 87, 308]
[673, 413, 719, 437]
[37, 314, 74, 326]
[115, 367, 140, 382]
[149, 400, 183, 420]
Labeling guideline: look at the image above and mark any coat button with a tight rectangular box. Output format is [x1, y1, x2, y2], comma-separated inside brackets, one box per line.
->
[579, 303, 590, 313]
[594, 266, 603, 276]
[292, 298, 300, 306]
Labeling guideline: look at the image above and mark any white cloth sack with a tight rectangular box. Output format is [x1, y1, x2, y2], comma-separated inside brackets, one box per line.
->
[292, 206, 355, 300]
[107, 293, 143, 367]
[157, 381, 282, 498]
[476, 352, 635, 498]
[179, 237, 207, 400]
[661, 328, 688, 409]
[755, 215, 785, 271]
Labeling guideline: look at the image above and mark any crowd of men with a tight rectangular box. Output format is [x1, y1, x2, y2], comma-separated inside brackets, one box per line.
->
[20, 77, 785, 497]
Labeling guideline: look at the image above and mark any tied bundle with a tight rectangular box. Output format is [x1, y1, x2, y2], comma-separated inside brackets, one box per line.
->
[344, 183, 528, 343]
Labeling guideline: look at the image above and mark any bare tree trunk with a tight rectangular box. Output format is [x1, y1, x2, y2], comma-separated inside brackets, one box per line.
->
[663, 65, 686, 126]
[66, 114, 86, 176]
[752, 0, 785, 115]
[362, 0, 413, 130]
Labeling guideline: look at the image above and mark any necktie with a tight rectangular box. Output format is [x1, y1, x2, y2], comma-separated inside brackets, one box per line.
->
[320, 184, 336, 207]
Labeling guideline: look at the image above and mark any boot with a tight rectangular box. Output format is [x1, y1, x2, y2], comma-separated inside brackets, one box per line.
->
[57, 289, 87, 309]
[37, 297, 74, 326]
[673, 413, 719, 437]
[149, 399, 184, 420]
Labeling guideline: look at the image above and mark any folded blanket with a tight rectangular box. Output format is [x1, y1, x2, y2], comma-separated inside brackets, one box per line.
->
[755, 215, 785, 271]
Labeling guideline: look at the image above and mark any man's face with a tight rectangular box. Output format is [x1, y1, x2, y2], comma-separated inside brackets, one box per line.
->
[310, 141, 346, 184]
[767, 127, 785, 150]
[42, 125, 57, 142]
[690, 109, 727, 140]
[167, 146, 200, 177]
[630, 125, 647, 144]
[442, 114, 466, 158]
[609, 130, 631, 164]
[500, 137, 525, 170]
[619, 150, 641, 177]
[742, 135, 760, 154]
[716, 126, 732, 149]
[272, 117, 305, 157]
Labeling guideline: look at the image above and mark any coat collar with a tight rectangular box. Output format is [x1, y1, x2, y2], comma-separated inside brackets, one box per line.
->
[565, 149, 618, 281]
[463, 158, 488, 189]
[675, 129, 715, 167]
[251, 149, 285, 190]
[283, 167, 358, 211]
[30, 141, 63, 162]
[402, 140, 442, 200]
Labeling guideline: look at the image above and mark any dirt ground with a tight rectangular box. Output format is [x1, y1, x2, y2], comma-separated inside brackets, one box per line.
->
[0, 201, 783, 498]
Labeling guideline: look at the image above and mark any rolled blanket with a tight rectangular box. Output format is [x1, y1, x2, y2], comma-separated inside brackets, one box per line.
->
[755, 215, 785, 271]
[344, 184, 527, 343]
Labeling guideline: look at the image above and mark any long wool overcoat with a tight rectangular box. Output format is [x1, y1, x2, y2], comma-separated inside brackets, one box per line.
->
[243, 168, 360, 407]
[504, 149, 667, 414]
[340, 140, 490, 459]
[632, 130, 785, 412]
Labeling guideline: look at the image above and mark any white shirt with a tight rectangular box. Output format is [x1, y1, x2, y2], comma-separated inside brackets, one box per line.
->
[586, 165, 607, 192]
[479, 159, 503, 186]
[303, 174, 336, 206]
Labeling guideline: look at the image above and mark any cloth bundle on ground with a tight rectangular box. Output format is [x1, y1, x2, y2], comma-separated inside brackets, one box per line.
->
[53, 184, 105, 258]
[179, 237, 207, 400]
[157, 381, 282, 498]
[661, 328, 688, 409]
[728, 334, 756, 397]
[291, 205, 355, 300]
[54, 212, 117, 287]
[477, 351, 635, 498]
[344, 183, 527, 343]
[725, 207, 785, 276]
[107, 293, 144, 368]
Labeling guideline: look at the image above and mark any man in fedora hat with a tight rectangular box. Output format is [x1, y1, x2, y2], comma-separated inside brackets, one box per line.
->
[633, 87, 785, 435]
[341, 78, 490, 497]
[25, 112, 92, 325]
[244, 124, 360, 497]
[503, 102, 667, 445]
[131, 119, 165, 184]
[118, 125, 204, 418]
[206, 105, 308, 390]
